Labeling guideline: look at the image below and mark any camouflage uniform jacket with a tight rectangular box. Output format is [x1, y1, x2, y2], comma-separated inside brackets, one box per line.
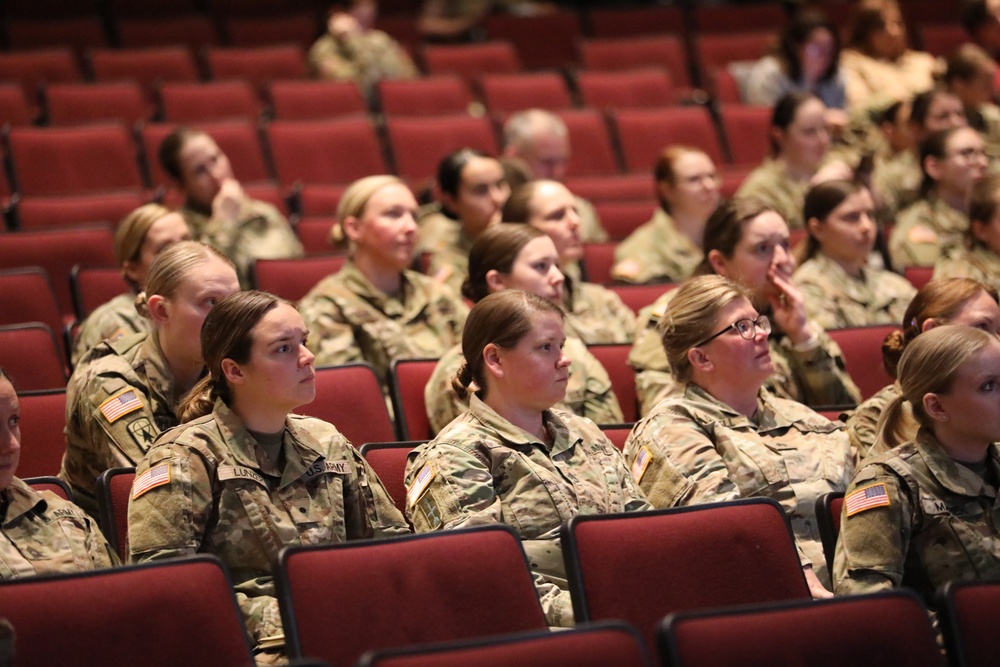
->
[1, 477, 118, 579]
[872, 150, 920, 223]
[628, 290, 862, 416]
[844, 383, 915, 461]
[62, 332, 180, 517]
[308, 30, 418, 93]
[415, 206, 472, 295]
[623, 383, 853, 585]
[425, 338, 624, 435]
[890, 196, 969, 271]
[128, 400, 409, 651]
[180, 198, 303, 288]
[299, 260, 468, 388]
[405, 395, 649, 627]
[735, 159, 811, 230]
[795, 253, 915, 330]
[833, 427, 1000, 607]
[934, 244, 1000, 294]
[840, 49, 938, 112]
[576, 196, 608, 244]
[563, 272, 636, 345]
[611, 208, 703, 284]
[71, 292, 148, 366]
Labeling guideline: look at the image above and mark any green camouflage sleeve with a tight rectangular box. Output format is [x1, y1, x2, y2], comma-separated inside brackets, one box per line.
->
[404, 442, 502, 533]
[576, 344, 624, 426]
[833, 466, 910, 596]
[424, 348, 468, 436]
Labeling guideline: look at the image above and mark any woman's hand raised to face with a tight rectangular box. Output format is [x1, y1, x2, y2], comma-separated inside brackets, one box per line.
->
[767, 265, 815, 346]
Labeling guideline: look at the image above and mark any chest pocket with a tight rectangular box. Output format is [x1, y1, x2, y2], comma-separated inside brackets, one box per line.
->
[493, 450, 570, 540]
[713, 426, 789, 497]
[288, 460, 351, 545]
[913, 494, 1000, 582]
[0, 511, 85, 579]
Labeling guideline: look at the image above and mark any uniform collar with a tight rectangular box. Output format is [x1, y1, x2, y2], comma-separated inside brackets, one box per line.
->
[1, 478, 45, 527]
[915, 427, 1000, 498]
[467, 394, 579, 456]
[683, 383, 787, 430]
[337, 261, 427, 319]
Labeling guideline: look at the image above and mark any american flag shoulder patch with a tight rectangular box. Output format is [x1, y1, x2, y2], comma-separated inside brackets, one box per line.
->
[99, 389, 143, 423]
[406, 464, 435, 508]
[631, 446, 653, 484]
[845, 482, 891, 517]
[132, 464, 171, 500]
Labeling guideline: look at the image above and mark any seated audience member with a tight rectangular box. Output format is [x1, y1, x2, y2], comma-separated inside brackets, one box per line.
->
[737, 92, 853, 230]
[502, 180, 636, 343]
[795, 180, 914, 329]
[612, 146, 719, 284]
[308, 1, 418, 96]
[962, 0, 1000, 64]
[834, 325, 1000, 607]
[61, 242, 240, 516]
[416, 148, 510, 294]
[72, 204, 191, 365]
[425, 223, 623, 434]
[128, 291, 408, 664]
[298, 175, 468, 394]
[935, 173, 1000, 292]
[0, 368, 119, 578]
[840, 0, 939, 111]
[406, 289, 648, 627]
[746, 10, 847, 118]
[158, 127, 303, 287]
[846, 278, 1000, 459]
[630, 199, 861, 416]
[624, 274, 852, 591]
[945, 44, 1000, 160]
[501, 109, 608, 243]
[890, 126, 988, 269]
[419, 0, 552, 41]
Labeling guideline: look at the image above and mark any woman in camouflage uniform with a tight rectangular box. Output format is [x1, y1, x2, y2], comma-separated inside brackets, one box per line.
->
[835, 325, 1000, 606]
[406, 290, 648, 628]
[128, 291, 408, 664]
[0, 368, 118, 579]
[934, 173, 1000, 292]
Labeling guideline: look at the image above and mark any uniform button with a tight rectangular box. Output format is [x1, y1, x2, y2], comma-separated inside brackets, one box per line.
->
[298, 507, 307, 513]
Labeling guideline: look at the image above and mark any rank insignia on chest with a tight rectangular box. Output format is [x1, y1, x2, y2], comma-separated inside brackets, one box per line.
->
[845, 482, 890, 516]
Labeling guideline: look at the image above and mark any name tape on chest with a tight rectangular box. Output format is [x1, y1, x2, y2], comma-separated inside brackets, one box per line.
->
[845, 482, 890, 517]
[631, 446, 653, 484]
[406, 464, 435, 508]
[99, 389, 143, 424]
[218, 466, 266, 487]
[132, 464, 171, 500]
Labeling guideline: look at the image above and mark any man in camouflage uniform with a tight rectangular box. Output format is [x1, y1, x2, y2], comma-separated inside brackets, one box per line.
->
[298, 259, 468, 393]
[61, 333, 181, 517]
[623, 383, 853, 587]
[308, 2, 418, 96]
[834, 428, 1000, 606]
[424, 336, 623, 435]
[1, 477, 119, 579]
[628, 290, 862, 416]
[128, 400, 409, 662]
[611, 207, 704, 285]
[404, 394, 649, 627]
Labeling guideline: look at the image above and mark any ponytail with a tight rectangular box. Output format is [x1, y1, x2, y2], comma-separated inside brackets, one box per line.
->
[451, 362, 474, 400]
[177, 375, 216, 423]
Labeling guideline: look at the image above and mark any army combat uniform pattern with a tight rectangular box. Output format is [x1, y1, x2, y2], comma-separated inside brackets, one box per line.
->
[844, 383, 917, 461]
[628, 290, 862, 416]
[611, 209, 704, 285]
[298, 261, 468, 390]
[1, 477, 119, 579]
[424, 338, 624, 436]
[794, 253, 916, 330]
[128, 401, 409, 656]
[623, 384, 854, 586]
[933, 244, 1000, 295]
[889, 196, 969, 271]
[181, 198, 304, 289]
[404, 395, 650, 627]
[834, 428, 1000, 607]
[62, 332, 180, 517]
[71, 292, 148, 366]
[735, 159, 811, 231]
[561, 264, 636, 345]
[308, 30, 418, 94]
[415, 207, 473, 295]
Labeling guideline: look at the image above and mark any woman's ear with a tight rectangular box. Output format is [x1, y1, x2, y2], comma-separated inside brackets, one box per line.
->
[922, 392, 948, 423]
[805, 216, 823, 240]
[921, 317, 940, 333]
[482, 343, 504, 380]
[341, 215, 363, 243]
[924, 155, 943, 183]
[687, 346, 713, 373]
[707, 249, 729, 277]
[485, 269, 507, 294]
[146, 294, 169, 326]
[221, 358, 245, 386]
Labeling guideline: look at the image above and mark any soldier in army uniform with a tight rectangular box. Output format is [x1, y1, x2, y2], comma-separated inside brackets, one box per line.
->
[0, 369, 118, 579]
[299, 176, 468, 395]
[835, 326, 1000, 606]
[845, 278, 1000, 459]
[61, 242, 240, 516]
[416, 148, 510, 294]
[934, 173, 1000, 293]
[629, 199, 861, 416]
[890, 126, 988, 270]
[623, 275, 853, 591]
[502, 180, 636, 344]
[795, 180, 914, 329]
[159, 127, 304, 288]
[424, 224, 623, 434]
[406, 290, 649, 627]
[128, 291, 409, 664]
[72, 204, 191, 365]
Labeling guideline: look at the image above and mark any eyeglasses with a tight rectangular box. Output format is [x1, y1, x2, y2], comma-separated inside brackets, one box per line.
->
[946, 146, 988, 161]
[694, 315, 771, 347]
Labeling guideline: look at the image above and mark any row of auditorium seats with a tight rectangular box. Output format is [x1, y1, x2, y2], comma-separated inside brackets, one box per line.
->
[0, 495, 991, 666]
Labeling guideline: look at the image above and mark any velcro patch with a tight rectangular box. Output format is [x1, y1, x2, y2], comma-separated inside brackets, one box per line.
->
[132, 464, 171, 499]
[406, 464, 434, 508]
[845, 483, 890, 516]
[99, 389, 143, 423]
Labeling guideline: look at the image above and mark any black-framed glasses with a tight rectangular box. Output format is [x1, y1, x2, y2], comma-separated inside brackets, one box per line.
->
[694, 315, 771, 347]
